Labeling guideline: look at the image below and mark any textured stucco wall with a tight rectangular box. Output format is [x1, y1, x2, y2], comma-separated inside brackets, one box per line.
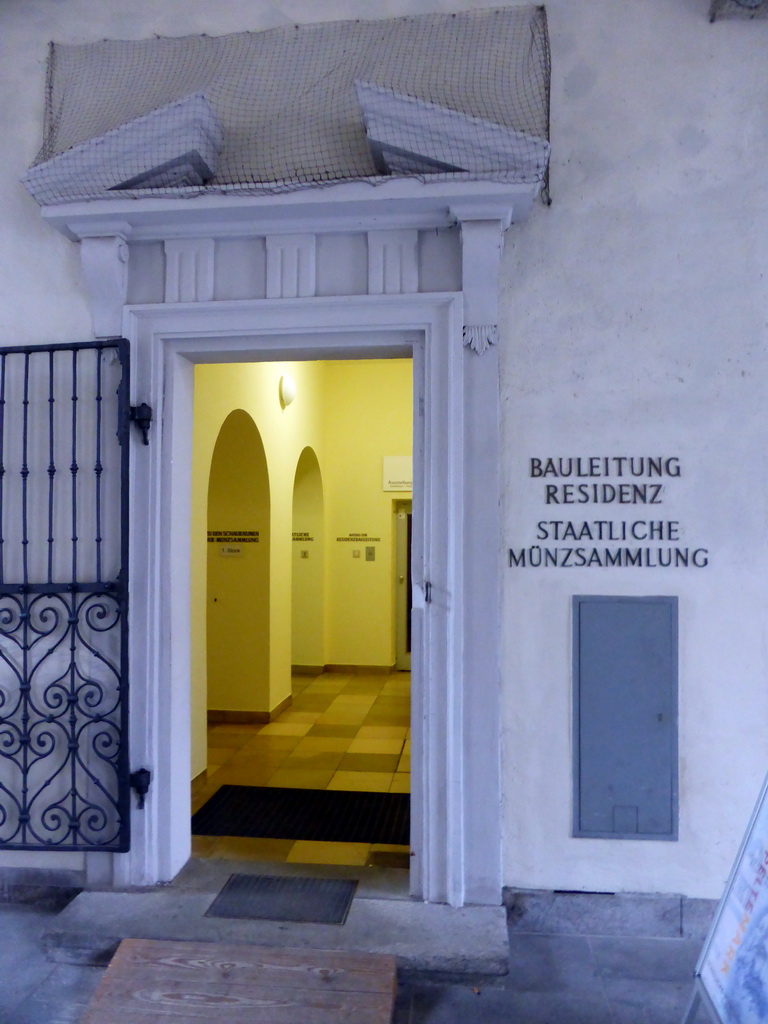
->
[1, 0, 767, 898]
[500, 0, 768, 898]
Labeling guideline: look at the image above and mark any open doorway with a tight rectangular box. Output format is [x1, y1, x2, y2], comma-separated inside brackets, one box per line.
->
[126, 290, 493, 906]
[191, 358, 412, 870]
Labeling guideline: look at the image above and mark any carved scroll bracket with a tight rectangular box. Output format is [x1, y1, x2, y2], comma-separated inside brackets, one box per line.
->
[78, 224, 131, 338]
[450, 205, 506, 355]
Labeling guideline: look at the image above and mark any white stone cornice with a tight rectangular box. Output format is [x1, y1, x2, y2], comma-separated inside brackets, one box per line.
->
[449, 199, 518, 231]
[40, 179, 538, 243]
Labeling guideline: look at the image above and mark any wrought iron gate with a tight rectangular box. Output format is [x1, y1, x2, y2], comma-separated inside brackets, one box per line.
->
[0, 341, 130, 851]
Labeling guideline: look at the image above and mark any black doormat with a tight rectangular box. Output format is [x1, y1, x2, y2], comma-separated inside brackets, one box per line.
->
[192, 785, 410, 846]
[205, 873, 358, 924]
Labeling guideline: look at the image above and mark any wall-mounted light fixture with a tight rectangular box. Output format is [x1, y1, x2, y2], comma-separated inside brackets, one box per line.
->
[279, 374, 296, 408]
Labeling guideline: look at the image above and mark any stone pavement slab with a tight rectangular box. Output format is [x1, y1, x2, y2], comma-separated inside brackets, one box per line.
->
[393, 930, 709, 1024]
[590, 934, 701, 982]
[394, 982, 616, 1024]
[2, 884, 717, 1024]
[0, 905, 102, 1024]
[507, 889, 684, 938]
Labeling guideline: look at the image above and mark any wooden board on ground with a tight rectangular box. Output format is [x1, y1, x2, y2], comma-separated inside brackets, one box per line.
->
[81, 938, 397, 1023]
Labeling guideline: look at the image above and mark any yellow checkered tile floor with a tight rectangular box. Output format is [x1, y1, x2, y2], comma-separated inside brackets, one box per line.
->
[191, 671, 410, 867]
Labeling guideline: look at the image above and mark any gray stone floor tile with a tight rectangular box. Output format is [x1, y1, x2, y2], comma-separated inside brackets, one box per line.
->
[682, 898, 717, 941]
[0, 892, 713, 1024]
[0, 906, 105, 1024]
[590, 935, 700, 982]
[0, 961, 56, 1019]
[507, 890, 682, 938]
[401, 985, 617, 1024]
[499, 991, 618, 1024]
[395, 983, 518, 1024]
[602, 977, 696, 1024]
[6, 965, 103, 1024]
[506, 932, 600, 994]
[0, 908, 58, 1019]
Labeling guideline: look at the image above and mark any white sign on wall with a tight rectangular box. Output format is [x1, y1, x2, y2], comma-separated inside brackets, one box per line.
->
[383, 455, 412, 492]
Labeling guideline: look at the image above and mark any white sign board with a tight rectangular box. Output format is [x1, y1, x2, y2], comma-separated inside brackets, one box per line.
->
[686, 772, 768, 1023]
[383, 456, 412, 492]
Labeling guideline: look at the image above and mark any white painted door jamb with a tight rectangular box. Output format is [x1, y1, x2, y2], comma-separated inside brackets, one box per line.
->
[119, 293, 507, 906]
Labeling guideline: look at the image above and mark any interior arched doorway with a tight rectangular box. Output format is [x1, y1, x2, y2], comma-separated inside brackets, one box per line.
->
[207, 410, 271, 718]
[291, 447, 325, 672]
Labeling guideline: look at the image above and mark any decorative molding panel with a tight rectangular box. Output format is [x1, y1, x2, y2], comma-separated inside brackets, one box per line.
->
[367, 229, 419, 294]
[265, 233, 316, 298]
[164, 238, 215, 303]
[80, 232, 130, 338]
[463, 324, 499, 355]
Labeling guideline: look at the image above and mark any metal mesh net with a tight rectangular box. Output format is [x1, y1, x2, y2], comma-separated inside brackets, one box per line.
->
[709, 0, 768, 19]
[23, 7, 550, 205]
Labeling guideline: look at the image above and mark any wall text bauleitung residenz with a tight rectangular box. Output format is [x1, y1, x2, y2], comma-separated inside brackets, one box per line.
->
[509, 457, 709, 569]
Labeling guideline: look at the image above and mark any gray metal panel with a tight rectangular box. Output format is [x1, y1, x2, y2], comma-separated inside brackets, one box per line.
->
[573, 596, 678, 841]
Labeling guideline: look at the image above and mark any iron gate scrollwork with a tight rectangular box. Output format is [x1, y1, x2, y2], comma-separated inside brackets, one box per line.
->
[0, 341, 130, 851]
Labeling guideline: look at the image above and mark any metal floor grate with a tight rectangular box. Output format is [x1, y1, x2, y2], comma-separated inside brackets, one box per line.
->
[205, 873, 358, 925]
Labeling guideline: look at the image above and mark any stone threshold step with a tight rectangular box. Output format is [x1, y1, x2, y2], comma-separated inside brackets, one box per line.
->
[44, 890, 509, 976]
[505, 888, 717, 941]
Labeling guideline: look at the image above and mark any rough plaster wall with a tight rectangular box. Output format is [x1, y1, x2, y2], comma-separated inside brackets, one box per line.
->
[500, 0, 768, 898]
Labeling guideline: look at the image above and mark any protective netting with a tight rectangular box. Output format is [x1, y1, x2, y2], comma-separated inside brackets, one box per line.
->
[23, 6, 550, 205]
[709, 0, 768, 19]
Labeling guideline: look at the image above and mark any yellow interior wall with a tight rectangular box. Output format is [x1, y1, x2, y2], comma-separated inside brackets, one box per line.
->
[190, 360, 327, 775]
[322, 360, 413, 667]
[291, 448, 325, 668]
[207, 410, 270, 712]
[190, 357, 412, 778]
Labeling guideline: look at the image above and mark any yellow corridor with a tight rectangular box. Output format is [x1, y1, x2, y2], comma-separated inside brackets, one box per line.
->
[192, 672, 411, 867]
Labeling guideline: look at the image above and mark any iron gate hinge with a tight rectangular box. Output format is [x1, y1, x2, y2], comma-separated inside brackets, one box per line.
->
[129, 768, 152, 809]
[130, 403, 153, 445]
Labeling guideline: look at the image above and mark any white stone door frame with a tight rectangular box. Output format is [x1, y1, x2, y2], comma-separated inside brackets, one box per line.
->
[118, 291, 502, 907]
[39, 179, 537, 906]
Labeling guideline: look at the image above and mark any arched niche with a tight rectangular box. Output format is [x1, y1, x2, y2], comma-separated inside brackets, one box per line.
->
[207, 409, 271, 714]
[291, 447, 325, 671]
